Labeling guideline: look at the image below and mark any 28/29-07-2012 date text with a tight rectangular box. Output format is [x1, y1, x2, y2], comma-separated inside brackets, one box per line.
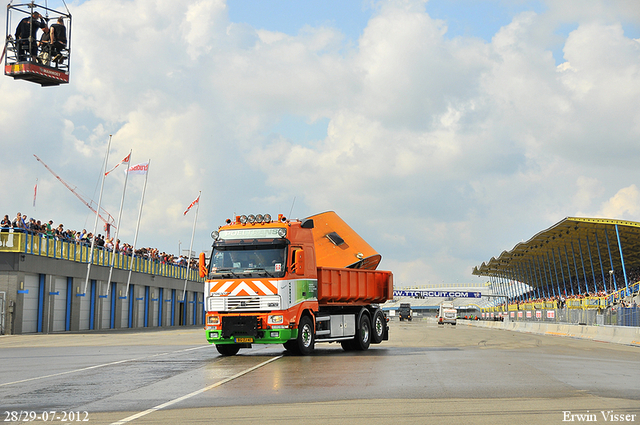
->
[4, 411, 89, 422]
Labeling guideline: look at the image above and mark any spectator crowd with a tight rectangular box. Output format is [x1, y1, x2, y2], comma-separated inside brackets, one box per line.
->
[498, 266, 640, 308]
[1, 211, 199, 270]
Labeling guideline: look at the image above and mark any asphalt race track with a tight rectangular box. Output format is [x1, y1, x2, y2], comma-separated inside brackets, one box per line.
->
[1, 321, 638, 425]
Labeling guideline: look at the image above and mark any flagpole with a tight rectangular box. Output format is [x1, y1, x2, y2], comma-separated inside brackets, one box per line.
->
[106, 149, 132, 298]
[84, 135, 112, 295]
[125, 159, 150, 298]
[182, 191, 200, 301]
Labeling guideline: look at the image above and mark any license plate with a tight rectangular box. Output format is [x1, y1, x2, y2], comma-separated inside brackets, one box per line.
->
[235, 337, 253, 343]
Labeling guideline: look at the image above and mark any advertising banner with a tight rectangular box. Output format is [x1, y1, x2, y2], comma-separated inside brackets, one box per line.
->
[393, 290, 481, 298]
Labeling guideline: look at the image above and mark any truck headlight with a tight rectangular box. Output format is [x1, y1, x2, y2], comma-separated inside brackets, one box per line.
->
[268, 315, 283, 324]
[207, 315, 220, 325]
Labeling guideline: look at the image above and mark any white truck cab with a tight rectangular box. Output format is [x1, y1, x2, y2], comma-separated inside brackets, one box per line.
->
[437, 300, 457, 325]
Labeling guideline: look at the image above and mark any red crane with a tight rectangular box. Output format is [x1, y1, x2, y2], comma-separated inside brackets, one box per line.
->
[34, 154, 115, 238]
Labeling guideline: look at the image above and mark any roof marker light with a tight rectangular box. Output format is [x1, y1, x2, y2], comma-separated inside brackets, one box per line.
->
[264, 214, 272, 223]
[239, 215, 248, 224]
[248, 214, 256, 223]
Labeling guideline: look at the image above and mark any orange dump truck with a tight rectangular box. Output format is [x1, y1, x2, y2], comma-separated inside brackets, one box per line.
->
[199, 211, 393, 355]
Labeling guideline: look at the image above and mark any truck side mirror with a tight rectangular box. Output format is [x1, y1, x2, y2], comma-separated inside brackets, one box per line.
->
[199, 252, 207, 278]
[295, 249, 305, 275]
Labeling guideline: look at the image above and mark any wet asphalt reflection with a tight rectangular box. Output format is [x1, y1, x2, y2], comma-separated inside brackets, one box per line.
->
[0, 321, 639, 418]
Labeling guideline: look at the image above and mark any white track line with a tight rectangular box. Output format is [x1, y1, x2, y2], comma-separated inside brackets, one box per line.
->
[0, 346, 207, 387]
[110, 355, 284, 425]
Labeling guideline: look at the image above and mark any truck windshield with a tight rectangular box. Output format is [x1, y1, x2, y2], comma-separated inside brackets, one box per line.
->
[209, 242, 287, 278]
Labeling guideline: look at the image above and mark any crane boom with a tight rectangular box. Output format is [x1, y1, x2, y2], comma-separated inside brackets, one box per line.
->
[34, 154, 116, 236]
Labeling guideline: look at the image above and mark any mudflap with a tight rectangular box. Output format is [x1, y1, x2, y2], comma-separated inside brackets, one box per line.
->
[383, 318, 389, 341]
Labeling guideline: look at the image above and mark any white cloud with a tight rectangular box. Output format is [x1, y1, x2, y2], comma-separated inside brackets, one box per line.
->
[598, 185, 640, 219]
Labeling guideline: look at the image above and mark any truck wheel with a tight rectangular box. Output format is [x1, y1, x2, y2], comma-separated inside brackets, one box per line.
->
[355, 314, 371, 351]
[283, 340, 298, 352]
[216, 344, 240, 356]
[371, 309, 385, 344]
[341, 340, 356, 351]
[295, 315, 315, 355]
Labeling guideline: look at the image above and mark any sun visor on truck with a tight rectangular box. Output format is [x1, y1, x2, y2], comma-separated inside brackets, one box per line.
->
[305, 211, 382, 270]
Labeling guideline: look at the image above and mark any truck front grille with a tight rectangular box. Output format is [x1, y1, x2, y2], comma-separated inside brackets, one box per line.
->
[208, 295, 280, 312]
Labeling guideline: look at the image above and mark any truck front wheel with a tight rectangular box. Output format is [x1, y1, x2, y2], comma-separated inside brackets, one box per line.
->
[216, 344, 240, 356]
[283, 340, 297, 352]
[294, 315, 315, 355]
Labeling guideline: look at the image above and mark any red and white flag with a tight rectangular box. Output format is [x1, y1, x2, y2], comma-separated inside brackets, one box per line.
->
[33, 180, 38, 207]
[126, 162, 149, 175]
[183, 195, 200, 215]
[105, 153, 131, 176]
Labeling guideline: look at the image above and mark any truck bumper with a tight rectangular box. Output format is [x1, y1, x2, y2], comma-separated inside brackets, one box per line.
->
[206, 328, 296, 345]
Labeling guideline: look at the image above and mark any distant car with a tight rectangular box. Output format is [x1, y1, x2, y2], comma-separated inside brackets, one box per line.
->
[398, 303, 412, 321]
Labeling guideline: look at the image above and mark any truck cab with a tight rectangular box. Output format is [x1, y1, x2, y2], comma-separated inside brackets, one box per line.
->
[398, 303, 412, 321]
[438, 300, 457, 325]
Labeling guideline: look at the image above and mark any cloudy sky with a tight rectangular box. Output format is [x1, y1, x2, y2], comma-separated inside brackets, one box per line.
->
[2, 0, 639, 287]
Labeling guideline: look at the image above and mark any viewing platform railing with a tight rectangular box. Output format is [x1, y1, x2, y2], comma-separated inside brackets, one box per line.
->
[0, 230, 203, 282]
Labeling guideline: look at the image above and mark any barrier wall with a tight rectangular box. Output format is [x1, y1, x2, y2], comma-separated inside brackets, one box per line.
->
[0, 250, 204, 335]
[461, 319, 640, 347]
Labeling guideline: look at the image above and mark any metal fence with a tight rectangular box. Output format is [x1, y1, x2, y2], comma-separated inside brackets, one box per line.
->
[487, 306, 640, 327]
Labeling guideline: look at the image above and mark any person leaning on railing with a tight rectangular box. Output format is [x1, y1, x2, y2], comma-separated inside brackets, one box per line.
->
[1, 215, 11, 247]
[12, 212, 26, 232]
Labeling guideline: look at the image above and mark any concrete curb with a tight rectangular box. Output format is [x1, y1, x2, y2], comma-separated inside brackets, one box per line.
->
[460, 319, 640, 347]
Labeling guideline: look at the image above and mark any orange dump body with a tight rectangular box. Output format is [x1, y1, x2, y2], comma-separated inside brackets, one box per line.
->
[307, 211, 381, 270]
[316, 267, 393, 306]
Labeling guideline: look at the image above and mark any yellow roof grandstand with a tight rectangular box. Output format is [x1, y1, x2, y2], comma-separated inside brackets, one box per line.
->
[473, 217, 640, 293]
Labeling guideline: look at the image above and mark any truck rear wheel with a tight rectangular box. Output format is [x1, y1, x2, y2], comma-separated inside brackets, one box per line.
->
[354, 313, 371, 351]
[216, 344, 240, 356]
[341, 340, 356, 351]
[371, 309, 385, 344]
